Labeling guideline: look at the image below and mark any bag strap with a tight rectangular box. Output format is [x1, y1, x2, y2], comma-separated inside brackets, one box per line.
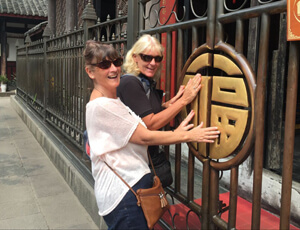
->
[147, 151, 157, 177]
[104, 161, 139, 197]
[104, 152, 157, 205]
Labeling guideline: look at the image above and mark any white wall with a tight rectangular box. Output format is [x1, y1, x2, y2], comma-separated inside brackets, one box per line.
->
[7, 38, 24, 62]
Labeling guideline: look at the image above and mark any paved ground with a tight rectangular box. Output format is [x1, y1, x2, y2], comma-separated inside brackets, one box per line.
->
[0, 96, 98, 229]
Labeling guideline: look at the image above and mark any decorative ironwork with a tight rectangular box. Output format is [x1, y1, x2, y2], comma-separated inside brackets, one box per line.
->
[224, 0, 248, 12]
[88, 14, 127, 57]
[186, 209, 201, 230]
[157, 0, 185, 26]
[141, 0, 208, 28]
[190, 0, 207, 18]
[117, 0, 128, 15]
[258, 0, 277, 4]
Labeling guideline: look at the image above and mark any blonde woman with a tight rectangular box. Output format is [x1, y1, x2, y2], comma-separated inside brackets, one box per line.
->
[118, 34, 202, 187]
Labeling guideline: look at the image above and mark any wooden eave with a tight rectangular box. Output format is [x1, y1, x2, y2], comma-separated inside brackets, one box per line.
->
[0, 13, 47, 20]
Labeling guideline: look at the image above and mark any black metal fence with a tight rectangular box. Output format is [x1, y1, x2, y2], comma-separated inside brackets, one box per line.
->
[16, 6, 127, 152]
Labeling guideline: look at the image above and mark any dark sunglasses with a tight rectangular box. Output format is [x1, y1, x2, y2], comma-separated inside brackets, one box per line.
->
[91, 57, 123, 69]
[139, 53, 163, 63]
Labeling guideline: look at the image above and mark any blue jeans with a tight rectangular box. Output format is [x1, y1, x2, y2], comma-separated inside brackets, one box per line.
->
[103, 173, 153, 230]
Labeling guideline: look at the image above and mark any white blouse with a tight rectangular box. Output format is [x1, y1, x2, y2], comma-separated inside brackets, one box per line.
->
[86, 97, 150, 216]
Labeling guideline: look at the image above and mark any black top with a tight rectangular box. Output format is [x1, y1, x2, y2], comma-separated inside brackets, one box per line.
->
[117, 73, 164, 159]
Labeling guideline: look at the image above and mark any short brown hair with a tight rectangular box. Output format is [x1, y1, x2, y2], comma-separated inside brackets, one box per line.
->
[83, 40, 119, 67]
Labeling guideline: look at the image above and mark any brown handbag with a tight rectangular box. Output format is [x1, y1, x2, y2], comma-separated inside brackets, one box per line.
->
[104, 153, 170, 229]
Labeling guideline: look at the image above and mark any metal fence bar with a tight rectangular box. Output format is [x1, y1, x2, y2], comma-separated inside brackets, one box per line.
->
[187, 150, 195, 201]
[252, 12, 270, 229]
[201, 159, 210, 229]
[228, 166, 238, 229]
[210, 167, 220, 229]
[127, 0, 139, 50]
[280, 42, 299, 229]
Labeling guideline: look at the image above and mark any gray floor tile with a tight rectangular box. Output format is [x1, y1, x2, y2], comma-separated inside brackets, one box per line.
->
[0, 176, 35, 204]
[22, 157, 55, 176]
[0, 159, 26, 178]
[29, 172, 71, 198]
[0, 200, 40, 220]
[0, 213, 49, 229]
[38, 192, 96, 229]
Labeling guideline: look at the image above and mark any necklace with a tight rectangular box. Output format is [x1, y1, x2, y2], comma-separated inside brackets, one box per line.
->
[93, 87, 104, 96]
[93, 87, 117, 99]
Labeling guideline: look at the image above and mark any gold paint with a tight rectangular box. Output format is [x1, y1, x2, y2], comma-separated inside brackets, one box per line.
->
[209, 105, 248, 159]
[180, 50, 252, 161]
[213, 54, 242, 75]
[212, 77, 248, 107]
[186, 53, 210, 72]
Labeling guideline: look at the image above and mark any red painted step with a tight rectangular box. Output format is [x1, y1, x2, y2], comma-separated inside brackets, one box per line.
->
[155, 192, 299, 229]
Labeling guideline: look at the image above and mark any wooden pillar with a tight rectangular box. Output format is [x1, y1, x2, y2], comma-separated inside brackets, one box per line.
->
[0, 19, 7, 76]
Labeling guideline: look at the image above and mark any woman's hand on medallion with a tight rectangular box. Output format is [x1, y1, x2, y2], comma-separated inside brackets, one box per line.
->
[190, 122, 220, 143]
[181, 73, 202, 105]
[174, 109, 220, 143]
[175, 110, 195, 132]
[163, 85, 185, 108]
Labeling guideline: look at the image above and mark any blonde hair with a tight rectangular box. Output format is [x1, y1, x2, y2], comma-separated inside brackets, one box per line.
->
[123, 34, 163, 78]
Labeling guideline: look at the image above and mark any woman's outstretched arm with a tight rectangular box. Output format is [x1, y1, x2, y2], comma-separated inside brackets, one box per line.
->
[130, 110, 220, 146]
[143, 74, 202, 130]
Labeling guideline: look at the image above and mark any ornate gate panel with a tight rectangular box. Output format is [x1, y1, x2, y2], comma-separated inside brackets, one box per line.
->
[179, 41, 256, 229]
[133, 0, 298, 229]
[180, 44, 255, 162]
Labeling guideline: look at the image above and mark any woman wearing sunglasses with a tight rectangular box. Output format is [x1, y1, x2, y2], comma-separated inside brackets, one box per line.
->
[118, 34, 202, 188]
[84, 40, 219, 229]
